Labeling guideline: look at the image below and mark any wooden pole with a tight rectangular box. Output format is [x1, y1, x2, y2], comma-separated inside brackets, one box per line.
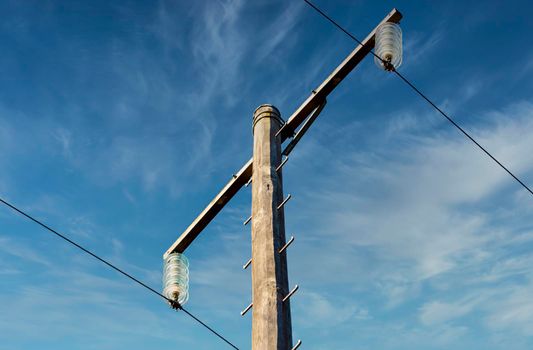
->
[251, 105, 292, 349]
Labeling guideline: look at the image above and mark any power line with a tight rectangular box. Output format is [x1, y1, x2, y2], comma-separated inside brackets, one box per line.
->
[392, 70, 533, 197]
[0, 196, 240, 350]
[180, 307, 239, 349]
[302, 0, 533, 197]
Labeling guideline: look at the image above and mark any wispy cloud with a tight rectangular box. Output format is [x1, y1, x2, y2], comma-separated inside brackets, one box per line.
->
[253, 2, 305, 64]
[284, 100, 533, 338]
[2, 1, 533, 348]
[403, 27, 444, 67]
[419, 297, 480, 326]
[0, 235, 52, 267]
[295, 290, 369, 328]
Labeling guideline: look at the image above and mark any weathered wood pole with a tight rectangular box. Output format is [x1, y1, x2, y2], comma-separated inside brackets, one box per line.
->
[251, 104, 292, 349]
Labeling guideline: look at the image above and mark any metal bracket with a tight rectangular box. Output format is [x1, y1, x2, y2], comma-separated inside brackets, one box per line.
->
[241, 302, 253, 316]
[245, 177, 253, 187]
[282, 285, 299, 302]
[275, 122, 287, 137]
[243, 258, 252, 270]
[277, 194, 292, 211]
[279, 236, 294, 254]
[282, 99, 327, 157]
[276, 156, 289, 172]
[291, 340, 302, 350]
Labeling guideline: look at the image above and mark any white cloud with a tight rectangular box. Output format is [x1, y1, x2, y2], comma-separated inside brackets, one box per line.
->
[189, 0, 246, 108]
[485, 282, 533, 336]
[0, 236, 52, 267]
[419, 298, 477, 326]
[2, 2, 533, 348]
[285, 100, 533, 337]
[403, 27, 444, 67]
[295, 290, 369, 328]
[253, 2, 304, 64]
[52, 128, 72, 157]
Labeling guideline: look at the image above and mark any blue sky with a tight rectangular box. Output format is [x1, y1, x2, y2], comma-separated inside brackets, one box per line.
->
[1, 0, 533, 349]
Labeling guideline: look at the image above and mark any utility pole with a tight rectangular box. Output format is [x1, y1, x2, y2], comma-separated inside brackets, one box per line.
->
[163, 8, 402, 350]
[251, 105, 292, 349]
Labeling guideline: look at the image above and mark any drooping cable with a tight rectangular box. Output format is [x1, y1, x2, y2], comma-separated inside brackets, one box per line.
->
[302, 0, 533, 196]
[0, 196, 240, 350]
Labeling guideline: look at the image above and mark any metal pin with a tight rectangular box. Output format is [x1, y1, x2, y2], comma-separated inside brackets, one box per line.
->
[291, 340, 302, 350]
[243, 215, 252, 226]
[282, 285, 299, 302]
[277, 194, 292, 210]
[279, 236, 294, 254]
[276, 157, 289, 172]
[243, 258, 252, 270]
[245, 177, 252, 187]
[275, 123, 287, 137]
[241, 302, 253, 316]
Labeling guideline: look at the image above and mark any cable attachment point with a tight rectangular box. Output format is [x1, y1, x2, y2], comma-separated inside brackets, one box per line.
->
[383, 59, 395, 72]
[169, 299, 182, 311]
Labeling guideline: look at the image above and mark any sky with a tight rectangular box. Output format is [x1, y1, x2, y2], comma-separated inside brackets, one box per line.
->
[1, 0, 533, 349]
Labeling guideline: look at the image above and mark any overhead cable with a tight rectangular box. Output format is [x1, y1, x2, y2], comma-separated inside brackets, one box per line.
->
[302, 0, 533, 197]
[0, 196, 240, 350]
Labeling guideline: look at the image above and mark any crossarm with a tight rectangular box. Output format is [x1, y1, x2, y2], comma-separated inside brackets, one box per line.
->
[164, 8, 402, 257]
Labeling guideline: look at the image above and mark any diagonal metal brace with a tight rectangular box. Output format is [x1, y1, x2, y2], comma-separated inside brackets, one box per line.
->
[282, 99, 327, 157]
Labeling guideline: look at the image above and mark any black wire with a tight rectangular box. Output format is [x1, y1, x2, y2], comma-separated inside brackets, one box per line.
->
[302, 0, 533, 197]
[303, 0, 366, 46]
[0, 196, 240, 350]
[4, 4, 529, 348]
[392, 69, 533, 196]
[180, 307, 239, 350]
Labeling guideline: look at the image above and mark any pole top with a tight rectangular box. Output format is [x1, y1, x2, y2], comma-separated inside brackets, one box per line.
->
[253, 104, 284, 133]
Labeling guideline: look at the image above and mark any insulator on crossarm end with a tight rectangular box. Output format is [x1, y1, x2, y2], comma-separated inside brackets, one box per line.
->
[163, 252, 190, 306]
[374, 22, 402, 71]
